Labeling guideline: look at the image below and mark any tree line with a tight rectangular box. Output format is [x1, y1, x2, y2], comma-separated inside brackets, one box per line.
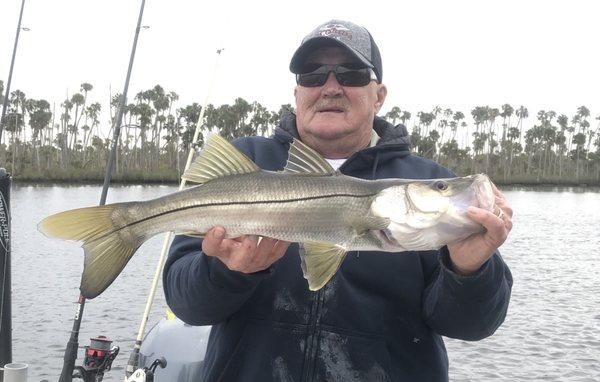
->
[1, 80, 599, 185]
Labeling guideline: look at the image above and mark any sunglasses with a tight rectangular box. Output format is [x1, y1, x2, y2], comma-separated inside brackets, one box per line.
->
[295, 64, 378, 87]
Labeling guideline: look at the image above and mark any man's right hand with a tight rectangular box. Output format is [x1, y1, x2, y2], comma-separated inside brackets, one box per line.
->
[202, 226, 290, 273]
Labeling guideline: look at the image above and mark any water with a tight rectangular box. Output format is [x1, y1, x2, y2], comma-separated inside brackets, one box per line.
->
[7, 184, 600, 381]
[445, 187, 600, 381]
[10, 184, 175, 381]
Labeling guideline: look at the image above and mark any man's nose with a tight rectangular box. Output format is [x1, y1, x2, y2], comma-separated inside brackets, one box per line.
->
[322, 72, 343, 96]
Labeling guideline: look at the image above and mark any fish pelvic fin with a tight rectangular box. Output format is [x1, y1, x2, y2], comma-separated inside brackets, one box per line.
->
[284, 138, 336, 175]
[182, 135, 260, 184]
[300, 241, 347, 291]
[38, 203, 142, 299]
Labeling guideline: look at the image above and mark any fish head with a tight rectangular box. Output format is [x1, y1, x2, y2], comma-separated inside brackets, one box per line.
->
[444, 173, 495, 214]
[370, 174, 495, 251]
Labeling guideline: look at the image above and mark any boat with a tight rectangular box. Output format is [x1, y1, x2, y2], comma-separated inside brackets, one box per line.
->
[138, 315, 211, 381]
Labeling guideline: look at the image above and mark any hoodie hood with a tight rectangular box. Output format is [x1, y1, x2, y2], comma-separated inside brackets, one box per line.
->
[273, 112, 411, 177]
[274, 112, 410, 148]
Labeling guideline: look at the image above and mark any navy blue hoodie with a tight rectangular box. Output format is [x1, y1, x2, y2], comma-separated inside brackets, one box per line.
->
[163, 115, 513, 382]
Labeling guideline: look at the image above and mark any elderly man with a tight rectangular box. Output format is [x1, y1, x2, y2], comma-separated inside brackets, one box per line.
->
[163, 20, 513, 382]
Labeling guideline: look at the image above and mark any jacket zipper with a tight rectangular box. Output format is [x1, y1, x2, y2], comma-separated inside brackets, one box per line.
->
[301, 286, 326, 382]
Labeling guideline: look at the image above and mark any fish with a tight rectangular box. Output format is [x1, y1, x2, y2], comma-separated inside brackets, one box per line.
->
[38, 135, 495, 298]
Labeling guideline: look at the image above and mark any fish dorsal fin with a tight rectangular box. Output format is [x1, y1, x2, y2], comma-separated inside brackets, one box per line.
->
[299, 241, 348, 291]
[182, 135, 260, 184]
[284, 138, 336, 175]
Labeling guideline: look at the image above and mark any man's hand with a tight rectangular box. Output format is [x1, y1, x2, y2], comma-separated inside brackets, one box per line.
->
[202, 226, 290, 273]
[447, 183, 513, 275]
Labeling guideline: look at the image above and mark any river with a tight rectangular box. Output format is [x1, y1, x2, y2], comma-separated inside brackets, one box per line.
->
[7, 184, 600, 381]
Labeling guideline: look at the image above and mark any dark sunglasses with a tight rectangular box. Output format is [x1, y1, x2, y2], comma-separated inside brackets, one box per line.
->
[295, 64, 378, 87]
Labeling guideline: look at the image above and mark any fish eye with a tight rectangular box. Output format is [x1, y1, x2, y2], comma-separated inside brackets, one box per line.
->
[434, 181, 448, 191]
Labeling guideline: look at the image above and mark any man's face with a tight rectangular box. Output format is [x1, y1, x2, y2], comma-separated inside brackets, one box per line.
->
[294, 46, 387, 151]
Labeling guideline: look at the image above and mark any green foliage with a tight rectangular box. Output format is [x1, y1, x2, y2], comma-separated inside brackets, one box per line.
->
[1, 83, 598, 185]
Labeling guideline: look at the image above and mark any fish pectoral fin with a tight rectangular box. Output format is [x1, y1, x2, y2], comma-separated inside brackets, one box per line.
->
[300, 241, 347, 291]
[358, 215, 390, 232]
[283, 138, 336, 175]
[182, 134, 260, 184]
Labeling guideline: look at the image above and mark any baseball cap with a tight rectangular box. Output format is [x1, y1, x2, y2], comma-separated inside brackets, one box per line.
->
[289, 20, 383, 83]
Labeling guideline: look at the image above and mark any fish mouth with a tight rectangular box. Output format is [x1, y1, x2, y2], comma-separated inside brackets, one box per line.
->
[473, 174, 494, 212]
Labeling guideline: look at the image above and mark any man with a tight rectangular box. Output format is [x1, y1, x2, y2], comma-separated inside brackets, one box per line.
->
[163, 20, 513, 382]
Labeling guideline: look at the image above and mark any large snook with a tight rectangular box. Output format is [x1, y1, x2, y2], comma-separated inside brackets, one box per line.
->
[38, 135, 495, 298]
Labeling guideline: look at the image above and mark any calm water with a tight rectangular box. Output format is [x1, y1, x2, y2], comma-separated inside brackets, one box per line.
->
[6, 184, 600, 381]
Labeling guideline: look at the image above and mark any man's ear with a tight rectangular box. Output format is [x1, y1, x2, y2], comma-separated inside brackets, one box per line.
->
[374, 84, 387, 113]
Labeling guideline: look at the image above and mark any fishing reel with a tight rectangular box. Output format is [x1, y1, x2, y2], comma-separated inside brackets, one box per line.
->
[73, 335, 119, 382]
[125, 357, 167, 382]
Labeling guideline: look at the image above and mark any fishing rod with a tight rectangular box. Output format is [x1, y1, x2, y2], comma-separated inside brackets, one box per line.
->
[58, 1, 147, 381]
[0, 169, 12, 370]
[0, 0, 26, 144]
[1, 2, 26, 369]
[124, 47, 225, 380]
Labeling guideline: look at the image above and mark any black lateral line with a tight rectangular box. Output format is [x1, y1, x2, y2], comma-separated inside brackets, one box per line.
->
[90, 192, 377, 243]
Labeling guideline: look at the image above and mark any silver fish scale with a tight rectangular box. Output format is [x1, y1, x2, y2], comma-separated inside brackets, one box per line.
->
[124, 171, 392, 247]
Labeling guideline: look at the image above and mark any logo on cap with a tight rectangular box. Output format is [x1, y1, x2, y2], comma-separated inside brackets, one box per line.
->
[318, 23, 352, 41]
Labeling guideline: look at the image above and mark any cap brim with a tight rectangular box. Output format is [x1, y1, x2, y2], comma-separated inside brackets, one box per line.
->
[289, 36, 374, 73]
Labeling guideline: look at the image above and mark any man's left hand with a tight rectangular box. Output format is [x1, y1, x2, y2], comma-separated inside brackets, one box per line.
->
[447, 183, 513, 275]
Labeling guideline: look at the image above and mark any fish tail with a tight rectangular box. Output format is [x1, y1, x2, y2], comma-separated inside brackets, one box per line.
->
[38, 203, 142, 299]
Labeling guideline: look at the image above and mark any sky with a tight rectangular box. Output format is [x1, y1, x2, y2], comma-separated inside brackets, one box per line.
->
[1, 0, 599, 134]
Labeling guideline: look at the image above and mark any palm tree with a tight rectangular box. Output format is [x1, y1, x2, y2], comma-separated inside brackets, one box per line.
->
[400, 111, 411, 126]
[486, 107, 500, 173]
[5, 90, 27, 173]
[435, 117, 449, 162]
[250, 101, 271, 137]
[79, 83, 93, 123]
[27, 99, 52, 170]
[470, 106, 489, 173]
[82, 102, 101, 162]
[78, 83, 93, 149]
[385, 106, 401, 125]
[572, 132, 586, 181]
[451, 111, 465, 146]
[540, 111, 557, 176]
[506, 125, 522, 179]
[231, 97, 253, 137]
[573, 106, 590, 180]
[515, 106, 528, 148]
[435, 108, 453, 160]
[69, 93, 85, 151]
[152, 86, 170, 159]
[59, 97, 74, 168]
[500, 104, 514, 142]
[415, 112, 434, 155]
[556, 114, 569, 178]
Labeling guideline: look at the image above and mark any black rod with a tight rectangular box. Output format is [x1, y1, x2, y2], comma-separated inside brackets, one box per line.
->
[0, 0, 26, 144]
[58, 1, 147, 380]
[0, 168, 12, 371]
[100, 0, 146, 205]
[58, 295, 85, 382]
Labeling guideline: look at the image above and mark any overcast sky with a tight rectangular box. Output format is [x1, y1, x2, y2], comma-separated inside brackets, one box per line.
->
[1, 0, 599, 131]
